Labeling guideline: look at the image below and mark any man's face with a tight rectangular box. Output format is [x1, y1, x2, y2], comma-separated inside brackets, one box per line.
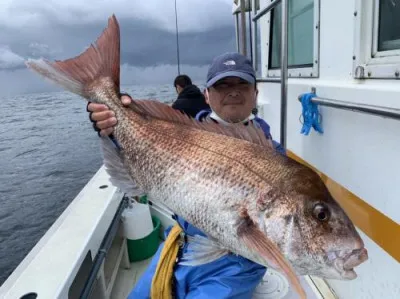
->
[205, 76, 257, 123]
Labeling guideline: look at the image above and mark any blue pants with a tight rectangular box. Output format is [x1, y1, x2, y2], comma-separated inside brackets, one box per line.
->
[127, 225, 266, 299]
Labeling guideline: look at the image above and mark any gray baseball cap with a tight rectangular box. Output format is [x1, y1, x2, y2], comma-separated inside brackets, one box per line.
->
[206, 52, 256, 88]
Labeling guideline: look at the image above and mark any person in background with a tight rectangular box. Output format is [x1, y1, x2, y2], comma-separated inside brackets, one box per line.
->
[87, 52, 285, 298]
[171, 74, 210, 118]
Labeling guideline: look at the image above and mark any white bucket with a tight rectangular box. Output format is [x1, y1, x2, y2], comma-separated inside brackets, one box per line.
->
[122, 202, 154, 240]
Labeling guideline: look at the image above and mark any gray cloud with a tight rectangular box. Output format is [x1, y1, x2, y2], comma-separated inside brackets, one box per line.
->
[1, 18, 235, 69]
[0, 0, 237, 95]
[28, 42, 62, 58]
[121, 64, 209, 86]
[0, 0, 233, 33]
[120, 21, 236, 67]
[0, 47, 25, 70]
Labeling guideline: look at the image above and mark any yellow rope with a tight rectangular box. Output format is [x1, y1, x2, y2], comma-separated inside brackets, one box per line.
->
[151, 224, 183, 299]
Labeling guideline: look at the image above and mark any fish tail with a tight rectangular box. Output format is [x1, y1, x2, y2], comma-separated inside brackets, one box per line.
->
[25, 15, 120, 103]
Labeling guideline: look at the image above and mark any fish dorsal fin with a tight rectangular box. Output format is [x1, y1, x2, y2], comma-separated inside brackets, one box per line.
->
[237, 210, 307, 299]
[129, 99, 273, 149]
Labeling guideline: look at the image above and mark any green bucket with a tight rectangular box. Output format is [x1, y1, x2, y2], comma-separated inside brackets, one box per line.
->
[126, 215, 161, 262]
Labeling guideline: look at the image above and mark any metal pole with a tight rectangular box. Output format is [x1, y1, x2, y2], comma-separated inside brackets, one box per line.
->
[280, 0, 289, 148]
[235, 14, 240, 52]
[240, 0, 247, 56]
[174, 0, 181, 75]
[251, 0, 257, 70]
[248, 7, 253, 63]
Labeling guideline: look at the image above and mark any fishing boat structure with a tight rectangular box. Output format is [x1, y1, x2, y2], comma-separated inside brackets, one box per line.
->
[1, 0, 399, 298]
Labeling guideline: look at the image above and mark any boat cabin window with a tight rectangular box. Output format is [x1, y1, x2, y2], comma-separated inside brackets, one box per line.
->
[376, 0, 400, 52]
[269, 0, 314, 69]
[353, 0, 400, 79]
[249, 0, 320, 79]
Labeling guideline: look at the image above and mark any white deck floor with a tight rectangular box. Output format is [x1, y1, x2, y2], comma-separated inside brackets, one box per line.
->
[110, 257, 153, 299]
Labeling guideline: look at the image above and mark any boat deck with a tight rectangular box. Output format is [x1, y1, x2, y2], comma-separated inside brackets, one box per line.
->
[111, 257, 152, 299]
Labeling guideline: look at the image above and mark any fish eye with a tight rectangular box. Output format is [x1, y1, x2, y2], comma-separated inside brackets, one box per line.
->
[312, 203, 330, 222]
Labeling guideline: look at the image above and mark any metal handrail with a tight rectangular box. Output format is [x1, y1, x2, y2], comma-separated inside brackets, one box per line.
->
[251, 0, 258, 70]
[253, 0, 282, 22]
[298, 94, 400, 121]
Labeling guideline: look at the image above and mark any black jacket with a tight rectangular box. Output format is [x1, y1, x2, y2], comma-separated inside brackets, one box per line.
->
[172, 84, 210, 118]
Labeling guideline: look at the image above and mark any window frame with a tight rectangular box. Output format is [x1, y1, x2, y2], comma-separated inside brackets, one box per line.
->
[353, 0, 400, 79]
[255, 0, 320, 79]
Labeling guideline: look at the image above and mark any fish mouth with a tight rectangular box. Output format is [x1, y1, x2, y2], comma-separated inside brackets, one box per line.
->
[328, 247, 368, 280]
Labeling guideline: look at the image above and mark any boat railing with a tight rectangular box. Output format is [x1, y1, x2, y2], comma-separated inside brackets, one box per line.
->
[298, 88, 400, 121]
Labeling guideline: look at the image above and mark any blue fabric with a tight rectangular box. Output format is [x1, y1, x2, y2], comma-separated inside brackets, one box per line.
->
[299, 93, 323, 135]
[175, 214, 207, 238]
[128, 226, 266, 299]
[252, 116, 286, 156]
[128, 109, 284, 298]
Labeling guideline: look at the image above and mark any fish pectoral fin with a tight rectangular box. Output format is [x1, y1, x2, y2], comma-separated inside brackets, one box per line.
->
[178, 234, 230, 266]
[100, 136, 142, 196]
[237, 216, 307, 299]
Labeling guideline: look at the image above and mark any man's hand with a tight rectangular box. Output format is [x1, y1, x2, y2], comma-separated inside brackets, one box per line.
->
[87, 94, 132, 136]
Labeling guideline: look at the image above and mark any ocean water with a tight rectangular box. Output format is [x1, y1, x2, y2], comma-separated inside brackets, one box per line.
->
[0, 84, 179, 286]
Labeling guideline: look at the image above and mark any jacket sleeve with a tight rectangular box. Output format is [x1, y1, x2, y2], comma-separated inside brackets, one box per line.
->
[272, 140, 286, 155]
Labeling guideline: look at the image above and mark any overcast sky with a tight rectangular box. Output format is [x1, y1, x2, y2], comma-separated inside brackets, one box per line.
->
[0, 0, 237, 96]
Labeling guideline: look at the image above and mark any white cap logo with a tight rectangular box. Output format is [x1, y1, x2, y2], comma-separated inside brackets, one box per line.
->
[223, 60, 236, 66]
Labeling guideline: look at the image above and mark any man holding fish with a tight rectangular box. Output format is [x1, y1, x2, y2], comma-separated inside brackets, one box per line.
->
[26, 15, 368, 299]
